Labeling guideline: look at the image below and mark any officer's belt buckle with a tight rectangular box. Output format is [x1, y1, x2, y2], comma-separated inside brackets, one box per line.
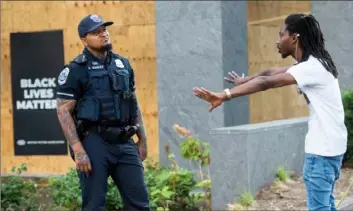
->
[104, 126, 124, 135]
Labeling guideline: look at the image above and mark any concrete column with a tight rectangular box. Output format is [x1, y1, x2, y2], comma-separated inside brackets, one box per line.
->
[311, 1, 353, 91]
[155, 1, 249, 167]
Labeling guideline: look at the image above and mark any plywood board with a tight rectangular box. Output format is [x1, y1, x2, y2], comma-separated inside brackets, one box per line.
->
[247, 25, 309, 124]
[248, 1, 311, 23]
[1, 1, 158, 175]
[247, 0, 311, 123]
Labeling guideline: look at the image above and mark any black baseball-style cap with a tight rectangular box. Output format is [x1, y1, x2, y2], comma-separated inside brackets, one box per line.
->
[78, 14, 114, 38]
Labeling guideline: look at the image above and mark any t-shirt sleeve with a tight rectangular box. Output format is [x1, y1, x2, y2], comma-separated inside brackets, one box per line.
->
[55, 65, 83, 100]
[286, 63, 319, 89]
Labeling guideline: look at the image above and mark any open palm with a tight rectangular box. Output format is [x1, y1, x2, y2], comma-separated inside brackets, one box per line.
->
[193, 87, 224, 112]
[224, 71, 247, 86]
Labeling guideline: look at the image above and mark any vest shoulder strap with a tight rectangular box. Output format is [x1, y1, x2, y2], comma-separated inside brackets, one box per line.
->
[71, 54, 88, 65]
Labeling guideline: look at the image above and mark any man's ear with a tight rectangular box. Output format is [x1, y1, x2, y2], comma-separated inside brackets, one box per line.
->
[293, 33, 300, 44]
[81, 37, 88, 47]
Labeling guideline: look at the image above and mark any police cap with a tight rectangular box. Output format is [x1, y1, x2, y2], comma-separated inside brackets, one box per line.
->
[78, 14, 113, 38]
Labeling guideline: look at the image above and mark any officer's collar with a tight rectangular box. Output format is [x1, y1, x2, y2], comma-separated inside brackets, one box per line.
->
[83, 47, 112, 64]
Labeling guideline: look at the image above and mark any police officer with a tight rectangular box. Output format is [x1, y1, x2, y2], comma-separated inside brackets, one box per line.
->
[55, 14, 150, 211]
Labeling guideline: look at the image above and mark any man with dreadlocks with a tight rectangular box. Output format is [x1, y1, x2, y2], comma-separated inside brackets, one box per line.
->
[193, 13, 347, 211]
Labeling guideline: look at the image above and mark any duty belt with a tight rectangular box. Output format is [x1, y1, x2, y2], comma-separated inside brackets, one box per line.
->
[87, 124, 140, 144]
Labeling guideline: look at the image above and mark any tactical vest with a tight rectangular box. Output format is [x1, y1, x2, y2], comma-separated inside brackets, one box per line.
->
[71, 53, 138, 125]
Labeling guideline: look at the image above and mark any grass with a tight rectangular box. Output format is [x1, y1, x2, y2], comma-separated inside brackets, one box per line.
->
[226, 190, 255, 211]
[276, 166, 289, 182]
[239, 191, 254, 207]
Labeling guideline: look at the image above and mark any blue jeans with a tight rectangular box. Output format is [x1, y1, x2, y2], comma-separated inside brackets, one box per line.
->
[303, 153, 344, 211]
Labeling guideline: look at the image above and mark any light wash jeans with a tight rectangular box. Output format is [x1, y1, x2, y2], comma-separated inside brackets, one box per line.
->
[303, 153, 344, 211]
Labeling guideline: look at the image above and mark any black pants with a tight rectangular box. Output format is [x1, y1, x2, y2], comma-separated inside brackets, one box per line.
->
[77, 132, 150, 211]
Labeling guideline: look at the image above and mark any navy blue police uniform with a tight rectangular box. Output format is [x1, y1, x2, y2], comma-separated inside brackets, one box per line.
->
[55, 14, 150, 211]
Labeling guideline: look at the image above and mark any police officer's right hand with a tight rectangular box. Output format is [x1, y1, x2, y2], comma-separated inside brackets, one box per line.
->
[74, 149, 92, 174]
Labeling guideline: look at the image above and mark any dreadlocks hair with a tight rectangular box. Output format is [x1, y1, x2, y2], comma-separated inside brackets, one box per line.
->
[284, 13, 338, 78]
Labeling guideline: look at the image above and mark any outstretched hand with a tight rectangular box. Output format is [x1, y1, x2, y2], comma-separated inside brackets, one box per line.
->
[193, 87, 225, 112]
[224, 71, 247, 86]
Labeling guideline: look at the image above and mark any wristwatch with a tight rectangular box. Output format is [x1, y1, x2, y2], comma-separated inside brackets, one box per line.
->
[224, 88, 231, 100]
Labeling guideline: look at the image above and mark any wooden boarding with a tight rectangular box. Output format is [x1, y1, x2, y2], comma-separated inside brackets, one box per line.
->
[1, 1, 158, 175]
[247, 1, 311, 123]
[247, 1, 311, 23]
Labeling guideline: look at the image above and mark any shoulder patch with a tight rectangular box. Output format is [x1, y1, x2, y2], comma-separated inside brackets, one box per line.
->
[114, 59, 125, 68]
[58, 67, 70, 85]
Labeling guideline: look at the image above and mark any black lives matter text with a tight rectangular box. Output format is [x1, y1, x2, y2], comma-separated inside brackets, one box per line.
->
[16, 78, 57, 110]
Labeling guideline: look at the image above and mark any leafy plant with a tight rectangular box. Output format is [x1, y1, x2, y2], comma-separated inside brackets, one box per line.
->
[227, 189, 255, 209]
[238, 191, 254, 207]
[342, 89, 353, 164]
[276, 166, 289, 182]
[2, 124, 212, 211]
[144, 155, 198, 211]
[48, 168, 82, 211]
[106, 178, 124, 210]
[173, 124, 212, 210]
[46, 124, 211, 211]
[0, 163, 39, 211]
[48, 168, 124, 211]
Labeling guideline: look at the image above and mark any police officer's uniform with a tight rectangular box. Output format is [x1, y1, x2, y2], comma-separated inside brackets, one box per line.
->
[56, 14, 150, 211]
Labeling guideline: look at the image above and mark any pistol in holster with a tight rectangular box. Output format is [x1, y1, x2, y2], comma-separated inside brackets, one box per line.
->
[101, 124, 139, 144]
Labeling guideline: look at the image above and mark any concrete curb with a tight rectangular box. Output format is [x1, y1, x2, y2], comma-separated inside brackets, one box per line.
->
[339, 196, 353, 210]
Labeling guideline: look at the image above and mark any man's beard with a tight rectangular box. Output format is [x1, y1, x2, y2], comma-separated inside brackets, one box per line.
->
[102, 43, 113, 52]
[281, 52, 290, 59]
[92, 43, 113, 53]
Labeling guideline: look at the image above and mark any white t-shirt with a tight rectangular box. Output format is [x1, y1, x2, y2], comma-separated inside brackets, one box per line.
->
[286, 55, 347, 157]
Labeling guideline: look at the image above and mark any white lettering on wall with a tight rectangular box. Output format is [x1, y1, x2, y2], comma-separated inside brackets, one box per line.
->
[16, 77, 57, 110]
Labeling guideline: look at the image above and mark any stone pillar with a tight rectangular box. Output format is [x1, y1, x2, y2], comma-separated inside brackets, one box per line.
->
[155, 1, 249, 167]
[311, 1, 353, 91]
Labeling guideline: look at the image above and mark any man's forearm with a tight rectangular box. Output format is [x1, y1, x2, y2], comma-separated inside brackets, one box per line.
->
[56, 99, 82, 151]
[223, 77, 269, 100]
[222, 69, 295, 100]
[240, 66, 291, 84]
[132, 93, 147, 150]
[241, 70, 271, 83]
[267, 66, 291, 76]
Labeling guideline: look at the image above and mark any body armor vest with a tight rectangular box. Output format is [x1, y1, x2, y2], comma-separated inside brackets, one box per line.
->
[72, 53, 137, 125]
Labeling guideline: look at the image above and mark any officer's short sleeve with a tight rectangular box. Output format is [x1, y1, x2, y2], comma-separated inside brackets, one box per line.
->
[129, 67, 136, 92]
[123, 58, 136, 92]
[55, 65, 83, 100]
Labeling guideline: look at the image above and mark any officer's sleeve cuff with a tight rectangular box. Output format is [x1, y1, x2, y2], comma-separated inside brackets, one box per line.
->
[56, 92, 76, 99]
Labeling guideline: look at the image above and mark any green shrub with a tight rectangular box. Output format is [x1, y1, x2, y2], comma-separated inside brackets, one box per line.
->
[48, 168, 82, 211]
[46, 124, 211, 211]
[343, 89, 353, 164]
[48, 168, 124, 211]
[0, 164, 39, 211]
[276, 166, 289, 182]
[47, 157, 204, 211]
[144, 155, 203, 211]
[1, 125, 211, 211]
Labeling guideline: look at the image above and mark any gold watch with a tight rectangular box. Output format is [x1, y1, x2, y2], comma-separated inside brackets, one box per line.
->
[224, 88, 231, 100]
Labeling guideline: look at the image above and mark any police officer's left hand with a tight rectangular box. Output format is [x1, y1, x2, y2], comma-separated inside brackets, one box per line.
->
[138, 147, 147, 161]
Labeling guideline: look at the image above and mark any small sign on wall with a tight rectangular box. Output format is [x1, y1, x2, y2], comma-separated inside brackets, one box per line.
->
[10, 30, 68, 155]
